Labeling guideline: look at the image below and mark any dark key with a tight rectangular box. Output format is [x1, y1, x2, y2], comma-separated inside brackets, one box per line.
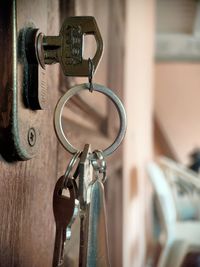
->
[52, 176, 77, 267]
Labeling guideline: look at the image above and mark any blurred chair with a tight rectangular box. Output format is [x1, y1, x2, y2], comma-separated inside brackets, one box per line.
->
[147, 157, 200, 267]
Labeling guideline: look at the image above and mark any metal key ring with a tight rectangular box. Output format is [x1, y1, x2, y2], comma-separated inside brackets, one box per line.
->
[54, 83, 127, 157]
[64, 151, 81, 178]
[90, 149, 107, 183]
[63, 151, 81, 187]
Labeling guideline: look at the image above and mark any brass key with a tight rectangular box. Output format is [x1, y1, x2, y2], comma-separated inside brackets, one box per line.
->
[52, 176, 77, 267]
[36, 16, 103, 77]
[24, 16, 103, 110]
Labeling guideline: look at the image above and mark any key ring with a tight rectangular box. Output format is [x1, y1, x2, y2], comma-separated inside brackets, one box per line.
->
[64, 151, 81, 187]
[90, 149, 107, 183]
[54, 83, 127, 157]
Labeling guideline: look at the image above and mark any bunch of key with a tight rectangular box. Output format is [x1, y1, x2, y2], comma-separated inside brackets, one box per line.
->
[51, 16, 127, 267]
[53, 144, 111, 267]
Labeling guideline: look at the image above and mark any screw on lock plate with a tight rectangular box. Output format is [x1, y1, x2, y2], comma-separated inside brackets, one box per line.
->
[36, 16, 103, 77]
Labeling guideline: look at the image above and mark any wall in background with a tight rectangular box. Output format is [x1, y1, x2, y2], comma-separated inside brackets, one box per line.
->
[155, 63, 200, 164]
[123, 0, 155, 266]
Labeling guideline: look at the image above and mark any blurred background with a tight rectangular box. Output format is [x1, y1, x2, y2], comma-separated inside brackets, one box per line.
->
[63, 0, 200, 266]
[122, 0, 200, 266]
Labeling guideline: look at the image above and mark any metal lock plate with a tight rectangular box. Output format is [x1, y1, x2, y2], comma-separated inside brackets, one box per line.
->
[0, 0, 48, 161]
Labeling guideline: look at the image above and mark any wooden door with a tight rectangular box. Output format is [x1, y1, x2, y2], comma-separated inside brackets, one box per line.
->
[0, 0, 125, 266]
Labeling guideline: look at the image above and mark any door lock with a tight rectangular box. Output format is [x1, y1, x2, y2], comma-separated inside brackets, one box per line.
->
[0, 11, 103, 161]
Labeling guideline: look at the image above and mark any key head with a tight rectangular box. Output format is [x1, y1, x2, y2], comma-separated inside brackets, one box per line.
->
[41, 17, 103, 76]
[53, 176, 77, 228]
[58, 16, 103, 77]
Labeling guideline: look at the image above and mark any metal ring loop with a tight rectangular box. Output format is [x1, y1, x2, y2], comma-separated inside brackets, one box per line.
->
[54, 83, 127, 157]
[90, 150, 106, 173]
[64, 151, 81, 178]
[90, 149, 107, 183]
[63, 151, 81, 187]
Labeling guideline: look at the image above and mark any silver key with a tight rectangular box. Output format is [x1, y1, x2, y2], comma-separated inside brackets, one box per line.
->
[78, 144, 110, 267]
[86, 179, 110, 267]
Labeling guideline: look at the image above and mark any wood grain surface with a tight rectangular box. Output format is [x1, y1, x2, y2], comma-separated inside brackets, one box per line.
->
[0, 0, 60, 266]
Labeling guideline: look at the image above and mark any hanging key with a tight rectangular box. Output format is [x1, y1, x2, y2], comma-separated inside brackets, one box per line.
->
[84, 178, 110, 267]
[78, 144, 110, 267]
[52, 175, 78, 267]
[52, 51, 127, 267]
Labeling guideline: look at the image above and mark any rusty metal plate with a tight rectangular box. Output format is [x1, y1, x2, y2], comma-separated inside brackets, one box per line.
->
[0, 0, 47, 161]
